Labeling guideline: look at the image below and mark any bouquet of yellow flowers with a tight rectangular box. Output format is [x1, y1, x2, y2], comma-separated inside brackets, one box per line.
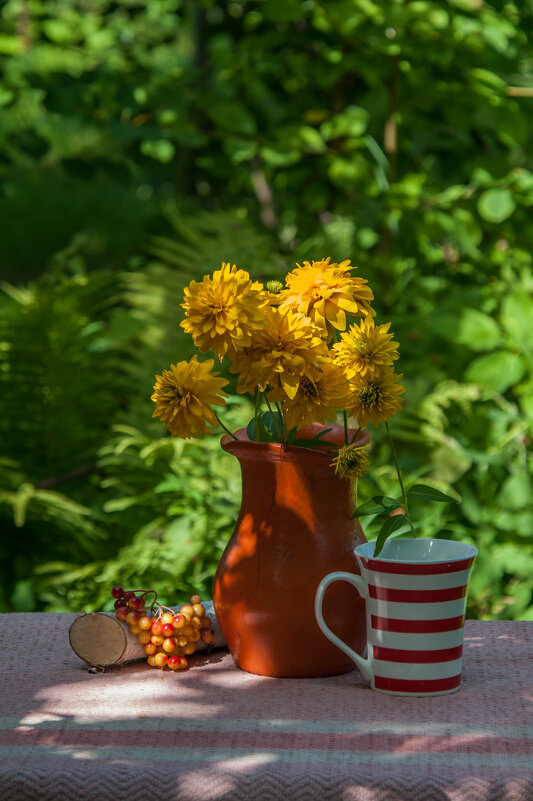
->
[151, 258, 456, 555]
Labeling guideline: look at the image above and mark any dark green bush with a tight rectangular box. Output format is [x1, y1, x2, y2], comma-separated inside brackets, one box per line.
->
[0, 0, 532, 619]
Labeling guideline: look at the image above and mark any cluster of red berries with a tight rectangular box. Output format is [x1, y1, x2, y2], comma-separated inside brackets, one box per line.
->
[111, 586, 214, 670]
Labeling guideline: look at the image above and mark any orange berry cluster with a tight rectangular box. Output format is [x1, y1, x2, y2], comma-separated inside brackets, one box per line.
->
[112, 587, 213, 670]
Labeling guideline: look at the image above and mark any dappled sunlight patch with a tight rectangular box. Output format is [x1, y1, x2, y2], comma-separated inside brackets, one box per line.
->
[216, 751, 278, 772]
[178, 770, 236, 800]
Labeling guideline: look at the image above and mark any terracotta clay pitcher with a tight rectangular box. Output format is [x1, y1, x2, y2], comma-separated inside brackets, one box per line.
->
[213, 424, 368, 677]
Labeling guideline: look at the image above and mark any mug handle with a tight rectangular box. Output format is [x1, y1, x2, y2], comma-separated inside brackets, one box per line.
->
[314, 571, 372, 683]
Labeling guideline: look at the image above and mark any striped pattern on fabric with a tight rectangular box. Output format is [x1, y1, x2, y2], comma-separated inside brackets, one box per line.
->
[361, 553, 476, 696]
[0, 614, 531, 801]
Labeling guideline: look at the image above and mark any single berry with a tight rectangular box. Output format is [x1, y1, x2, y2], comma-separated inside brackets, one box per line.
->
[162, 637, 177, 653]
[160, 612, 174, 625]
[154, 652, 168, 667]
[144, 643, 157, 655]
[126, 610, 141, 626]
[172, 614, 185, 630]
[138, 615, 152, 630]
[116, 606, 129, 622]
[150, 621, 162, 636]
[167, 655, 181, 670]
[114, 599, 125, 610]
[189, 595, 201, 605]
[111, 585, 124, 599]
[161, 623, 174, 637]
[201, 630, 214, 645]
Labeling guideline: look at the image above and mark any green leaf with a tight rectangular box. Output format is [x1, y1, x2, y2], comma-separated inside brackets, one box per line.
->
[407, 484, 460, 503]
[12, 484, 34, 527]
[245, 415, 274, 443]
[261, 411, 284, 441]
[286, 427, 299, 445]
[207, 102, 256, 136]
[498, 471, 531, 511]
[261, 147, 301, 167]
[140, 140, 175, 163]
[10, 579, 35, 613]
[455, 309, 501, 351]
[293, 428, 334, 448]
[293, 438, 336, 449]
[352, 495, 402, 518]
[373, 515, 407, 557]
[320, 106, 369, 140]
[477, 189, 516, 223]
[501, 290, 533, 354]
[246, 417, 258, 442]
[466, 350, 526, 392]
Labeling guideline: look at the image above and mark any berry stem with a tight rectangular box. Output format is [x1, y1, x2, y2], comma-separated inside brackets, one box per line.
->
[124, 589, 159, 614]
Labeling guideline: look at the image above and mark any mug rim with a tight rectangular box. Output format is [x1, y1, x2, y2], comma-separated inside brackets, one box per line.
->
[355, 537, 478, 564]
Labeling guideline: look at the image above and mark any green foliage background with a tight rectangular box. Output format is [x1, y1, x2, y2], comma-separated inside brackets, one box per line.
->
[1, 0, 532, 619]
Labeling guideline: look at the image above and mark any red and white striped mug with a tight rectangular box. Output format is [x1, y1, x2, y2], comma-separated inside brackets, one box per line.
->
[315, 538, 478, 696]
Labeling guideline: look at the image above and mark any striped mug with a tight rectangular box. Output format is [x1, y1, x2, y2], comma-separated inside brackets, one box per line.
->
[315, 538, 478, 696]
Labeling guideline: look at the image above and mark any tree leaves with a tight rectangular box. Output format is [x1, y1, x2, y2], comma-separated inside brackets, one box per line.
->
[466, 351, 526, 392]
[477, 189, 516, 223]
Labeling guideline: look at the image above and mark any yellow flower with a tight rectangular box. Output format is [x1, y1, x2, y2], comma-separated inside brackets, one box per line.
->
[333, 318, 399, 379]
[230, 306, 328, 399]
[268, 361, 352, 431]
[331, 444, 370, 480]
[346, 366, 405, 428]
[181, 262, 267, 360]
[151, 356, 229, 438]
[279, 258, 374, 340]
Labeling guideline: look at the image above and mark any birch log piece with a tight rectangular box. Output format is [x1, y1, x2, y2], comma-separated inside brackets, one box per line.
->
[69, 601, 225, 669]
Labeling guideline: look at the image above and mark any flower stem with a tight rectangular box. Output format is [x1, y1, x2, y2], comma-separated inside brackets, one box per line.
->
[385, 421, 415, 536]
[350, 426, 362, 444]
[254, 388, 262, 441]
[333, 329, 350, 446]
[264, 393, 285, 442]
[215, 412, 238, 440]
[343, 410, 349, 446]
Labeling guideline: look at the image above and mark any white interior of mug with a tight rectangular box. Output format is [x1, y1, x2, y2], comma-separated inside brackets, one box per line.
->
[355, 538, 478, 563]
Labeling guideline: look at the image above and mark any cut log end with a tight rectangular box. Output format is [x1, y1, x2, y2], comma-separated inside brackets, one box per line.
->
[69, 613, 127, 667]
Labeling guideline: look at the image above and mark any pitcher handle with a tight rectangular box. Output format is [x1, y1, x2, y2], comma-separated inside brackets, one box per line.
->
[314, 571, 372, 683]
